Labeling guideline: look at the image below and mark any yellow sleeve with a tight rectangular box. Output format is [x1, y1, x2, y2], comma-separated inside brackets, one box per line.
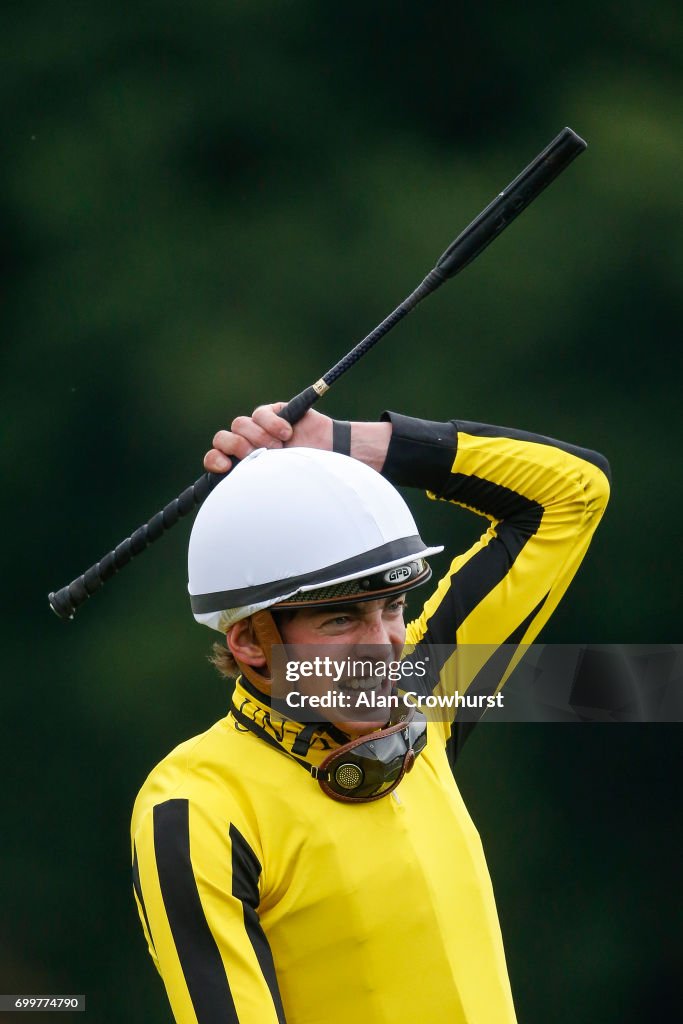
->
[383, 415, 611, 745]
[131, 798, 286, 1024]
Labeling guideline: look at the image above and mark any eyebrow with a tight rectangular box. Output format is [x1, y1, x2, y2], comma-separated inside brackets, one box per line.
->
[315, 596, 407, 616]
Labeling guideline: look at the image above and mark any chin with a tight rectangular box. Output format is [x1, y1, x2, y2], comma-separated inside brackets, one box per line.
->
[332, 715, 390, 737]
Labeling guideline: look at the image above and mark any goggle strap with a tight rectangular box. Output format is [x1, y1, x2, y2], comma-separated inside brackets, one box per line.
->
[317, 710, 417, 773]
[230, 702, 328, 780]
[230, 700, 423, 802]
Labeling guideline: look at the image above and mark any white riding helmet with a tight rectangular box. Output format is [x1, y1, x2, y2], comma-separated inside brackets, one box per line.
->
[188, 447, 443, 632]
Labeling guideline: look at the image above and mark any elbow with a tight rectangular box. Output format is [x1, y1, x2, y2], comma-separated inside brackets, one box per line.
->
[591, 450, 612, 488]
[569, 443, 611, 514]
[584, 456, 611, 518]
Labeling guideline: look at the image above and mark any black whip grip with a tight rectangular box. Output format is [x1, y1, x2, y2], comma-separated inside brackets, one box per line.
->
[49, 388, 321, 620]
[435, 127, 586, 279]
[278, 385, 321, 425]
[48, 471, 223, 620]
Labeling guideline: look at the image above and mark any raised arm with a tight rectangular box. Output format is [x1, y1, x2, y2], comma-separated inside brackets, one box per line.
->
[381, 412, 610, 644]
[379, 412, 611, 745]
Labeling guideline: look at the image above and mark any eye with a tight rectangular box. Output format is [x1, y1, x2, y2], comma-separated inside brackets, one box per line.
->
[386, 599, 407, 615]
[321, 614, 352, 628]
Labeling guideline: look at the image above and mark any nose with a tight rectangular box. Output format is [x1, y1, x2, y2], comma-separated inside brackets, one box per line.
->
[354, 611, 401, 656]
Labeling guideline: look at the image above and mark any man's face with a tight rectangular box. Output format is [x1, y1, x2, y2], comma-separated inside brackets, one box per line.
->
[277, 596, 408, 736]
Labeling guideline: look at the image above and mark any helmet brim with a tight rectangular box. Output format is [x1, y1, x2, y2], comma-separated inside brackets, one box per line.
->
[273, 554, 439, 610]
[193, 545, 443, 632]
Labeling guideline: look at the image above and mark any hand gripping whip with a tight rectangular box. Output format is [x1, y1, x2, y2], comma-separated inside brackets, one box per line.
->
[49, 127, 587, 621]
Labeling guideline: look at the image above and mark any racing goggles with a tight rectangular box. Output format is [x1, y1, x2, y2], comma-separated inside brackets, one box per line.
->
[309, 707, 428, 803]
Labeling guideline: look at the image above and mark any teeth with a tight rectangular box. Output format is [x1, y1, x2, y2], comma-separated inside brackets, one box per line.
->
[339, 677, 380, 692]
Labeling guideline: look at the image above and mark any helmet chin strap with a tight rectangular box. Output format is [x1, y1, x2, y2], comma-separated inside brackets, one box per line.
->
[233, 609, 283, 695]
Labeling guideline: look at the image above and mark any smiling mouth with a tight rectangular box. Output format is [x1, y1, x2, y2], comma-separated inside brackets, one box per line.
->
[338, 675, 387, 692]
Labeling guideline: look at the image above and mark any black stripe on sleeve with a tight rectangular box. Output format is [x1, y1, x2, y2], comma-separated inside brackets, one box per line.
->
[455, 419, 612, 482]
[153, 800, 238, 1024]
[412, 500, 544, 704]
[439, 473, 544, 524]
[230, 824, 287, 1023]
[420, 510, 542, 655]
[446, 592, 549, 768]
[503, 591, 550, 647]
[132, 842, 157, 957]
[379, 411, 458, 493]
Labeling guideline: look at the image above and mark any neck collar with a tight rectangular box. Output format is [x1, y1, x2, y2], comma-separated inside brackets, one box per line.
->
[230, 676, 350, 766]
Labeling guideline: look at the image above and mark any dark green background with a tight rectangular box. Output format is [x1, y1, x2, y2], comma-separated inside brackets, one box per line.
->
[3, 2, 681, 1021]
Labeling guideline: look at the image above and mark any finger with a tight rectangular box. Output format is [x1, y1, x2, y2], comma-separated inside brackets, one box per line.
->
[211, 428, 237, 454]
[212, 427, 266, 457]
[230, 415, 285, 450]
[252, 403, 292, 441]
[204, 449, 232, 472]
[210, 429, 259, 461]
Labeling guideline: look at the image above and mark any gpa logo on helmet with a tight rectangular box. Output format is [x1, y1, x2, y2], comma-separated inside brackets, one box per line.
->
[384, 564, 413, 584]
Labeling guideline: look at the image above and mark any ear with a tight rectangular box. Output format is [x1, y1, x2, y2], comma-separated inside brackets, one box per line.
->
[226, 619, 267, 668]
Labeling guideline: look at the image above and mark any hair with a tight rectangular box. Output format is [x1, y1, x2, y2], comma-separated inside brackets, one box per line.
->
[209, 640, 240, 679]
[208, 609, 297, 680]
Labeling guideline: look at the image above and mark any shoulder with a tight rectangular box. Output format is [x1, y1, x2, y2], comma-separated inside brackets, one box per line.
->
[130, 712, 303, 842]
[131, 715, 246, 833]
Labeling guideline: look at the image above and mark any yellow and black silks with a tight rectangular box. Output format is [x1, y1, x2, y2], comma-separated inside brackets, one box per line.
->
[131, 412, 610, 1024]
